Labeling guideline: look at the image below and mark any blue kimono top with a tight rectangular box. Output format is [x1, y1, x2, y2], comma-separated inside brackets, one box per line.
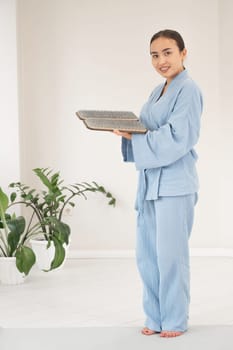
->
[121, 69, 203, 210]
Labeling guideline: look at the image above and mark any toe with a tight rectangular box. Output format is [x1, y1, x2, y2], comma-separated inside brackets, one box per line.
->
[160, 331, 183, 338]
[141, 327, 157, 335]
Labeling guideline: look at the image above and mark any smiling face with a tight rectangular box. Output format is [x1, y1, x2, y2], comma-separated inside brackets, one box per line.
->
[150, 37, 187, 84]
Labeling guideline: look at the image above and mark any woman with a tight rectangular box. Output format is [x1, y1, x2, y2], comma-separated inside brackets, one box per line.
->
[114, 29, 203, 338]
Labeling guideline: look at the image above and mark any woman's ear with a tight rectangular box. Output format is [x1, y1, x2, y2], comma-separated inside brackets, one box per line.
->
[182, 48, 187, 60]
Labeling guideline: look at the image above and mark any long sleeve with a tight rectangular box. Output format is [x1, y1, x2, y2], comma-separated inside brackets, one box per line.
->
[131, 82, 203, 170]
[121, 137, 135, 162]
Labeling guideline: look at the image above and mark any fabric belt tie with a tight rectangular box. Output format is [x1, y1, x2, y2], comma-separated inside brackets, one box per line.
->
[136, 168, 162, 212]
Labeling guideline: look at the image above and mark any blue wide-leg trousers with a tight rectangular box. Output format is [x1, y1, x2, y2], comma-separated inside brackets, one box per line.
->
[136, 193, 197, 332]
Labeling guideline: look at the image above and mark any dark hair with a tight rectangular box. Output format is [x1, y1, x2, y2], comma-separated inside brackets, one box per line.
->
[150, 29, 185, 52]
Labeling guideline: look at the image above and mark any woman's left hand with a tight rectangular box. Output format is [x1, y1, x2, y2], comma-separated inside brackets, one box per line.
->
[113, 129, 132, 140]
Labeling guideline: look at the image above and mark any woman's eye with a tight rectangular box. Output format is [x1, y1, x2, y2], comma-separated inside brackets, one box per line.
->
[165, 51, 172, 56]
[152, 54, 159, 59]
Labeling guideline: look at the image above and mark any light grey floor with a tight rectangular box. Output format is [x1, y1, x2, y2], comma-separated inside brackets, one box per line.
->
[0, 257, 233, 328]
[1, 326, 233, 350]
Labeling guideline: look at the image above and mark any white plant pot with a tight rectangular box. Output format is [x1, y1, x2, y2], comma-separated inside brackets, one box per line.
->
[30, 239, 68, 271]
[0, 257, 25, 285]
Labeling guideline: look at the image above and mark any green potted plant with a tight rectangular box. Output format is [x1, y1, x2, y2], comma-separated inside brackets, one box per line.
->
[0, 188, 41, 284]
[9, 168, 116, 271]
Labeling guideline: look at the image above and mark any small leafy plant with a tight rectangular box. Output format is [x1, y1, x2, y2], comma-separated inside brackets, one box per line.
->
[9, 168, 116, 270]
[0, 188, 39, 275]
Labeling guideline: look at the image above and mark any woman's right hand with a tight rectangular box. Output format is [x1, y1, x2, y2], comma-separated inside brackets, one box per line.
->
[113, 129, 132, 140]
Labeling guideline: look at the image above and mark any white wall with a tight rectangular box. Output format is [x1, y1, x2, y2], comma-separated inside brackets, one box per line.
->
[219, 0, 233, 248]
[0, 0, 20, 190]
[17, 0, 231, 251]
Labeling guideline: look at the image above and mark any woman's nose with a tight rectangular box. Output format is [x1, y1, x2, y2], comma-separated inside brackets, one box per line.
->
[158, 55, 167, 66]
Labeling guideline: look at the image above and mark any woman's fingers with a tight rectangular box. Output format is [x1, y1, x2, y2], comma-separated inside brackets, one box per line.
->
[113, 129, 121, 135]
[113, 129, 132, 140]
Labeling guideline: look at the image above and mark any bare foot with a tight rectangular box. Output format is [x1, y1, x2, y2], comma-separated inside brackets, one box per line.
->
[141, 327, 159, 335]
[160, 330, 183, 338]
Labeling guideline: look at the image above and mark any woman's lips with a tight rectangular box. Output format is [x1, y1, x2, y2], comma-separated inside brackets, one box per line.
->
[160, 66, 170, 73]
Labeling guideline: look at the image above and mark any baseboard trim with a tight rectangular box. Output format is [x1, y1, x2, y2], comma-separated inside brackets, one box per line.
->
[67, 248, 233, 259]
